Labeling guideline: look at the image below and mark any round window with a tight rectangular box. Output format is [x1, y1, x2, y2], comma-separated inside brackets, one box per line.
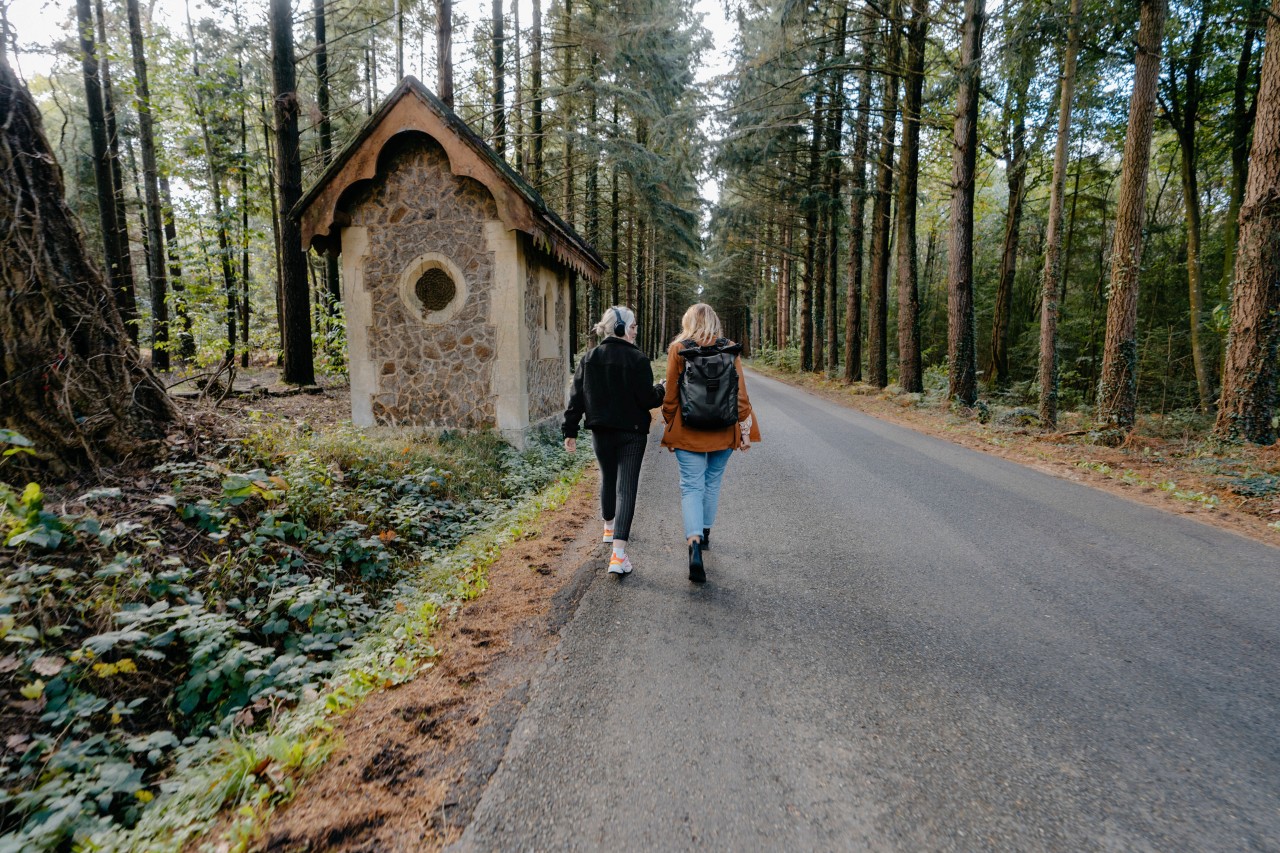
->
[415, 267, 456, 314]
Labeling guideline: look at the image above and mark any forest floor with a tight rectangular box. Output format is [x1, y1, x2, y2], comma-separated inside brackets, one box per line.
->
[747, 364, 1280, 548]
[0, 369, 599, 852]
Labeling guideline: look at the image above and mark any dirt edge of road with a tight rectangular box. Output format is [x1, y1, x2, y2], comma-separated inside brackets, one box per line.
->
[749, 366, 1280, 550]
[254, 472, 603, 852]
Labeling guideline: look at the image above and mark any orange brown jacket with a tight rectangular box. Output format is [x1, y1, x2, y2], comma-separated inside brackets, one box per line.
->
[660, 339, 763, 452]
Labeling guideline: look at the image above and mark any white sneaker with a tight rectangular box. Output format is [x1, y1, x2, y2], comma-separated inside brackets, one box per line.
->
[602, 525, 614, 543]
[607, 553, 633, 575]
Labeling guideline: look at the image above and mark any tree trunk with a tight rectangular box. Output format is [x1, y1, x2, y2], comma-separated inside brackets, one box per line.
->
[946, 0, 986, 407]
[234, 3, 252, 368]
[436, 0, 453, 108]
[1162, 6, 1212, 410]
[1214, 0, 1280, 444]
[395, 0, 403, 80]
[562, 0, 575, 230]
[896, 0, 927, 392]
[314, 0, 341, 318]
[1037, 0, 1083, 427]
[1096, 0, 1168, 429]
[531, 0, 543, 184]
[512, 0, 523, 171]
[780, 219, 792, 347]
[158, 171, 194, 360]
[186, 1, 238, 363]
[867, 3, 900, 388]
[989, 15, 1033, 390]
[586, 5, 599, 316]
[610, 115, 620, 304]
[93, 0, 138, 344]
[0, 60, 174, 476]
[125, 0, 169, 371]
[270, 0, 314, 384]
[801, 77, 824, 373]
[824, 7, 847, 376]
[1222, 10, 1260, 291]
[76, 0, 136, 341]
[845, 4, 874, 384]
[492, 0, 505, 153]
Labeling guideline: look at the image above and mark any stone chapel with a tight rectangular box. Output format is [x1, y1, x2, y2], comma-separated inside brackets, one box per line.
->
[295, 76, 605, 445]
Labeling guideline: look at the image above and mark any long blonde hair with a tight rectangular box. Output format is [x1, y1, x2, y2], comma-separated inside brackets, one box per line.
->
[674, 303, 722, 347]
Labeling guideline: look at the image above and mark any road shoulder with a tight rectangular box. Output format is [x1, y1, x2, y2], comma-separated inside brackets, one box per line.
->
[258, 471, 604, 851]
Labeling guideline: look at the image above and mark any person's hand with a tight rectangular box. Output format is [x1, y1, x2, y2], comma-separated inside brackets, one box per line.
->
[564, 437, 577, 454]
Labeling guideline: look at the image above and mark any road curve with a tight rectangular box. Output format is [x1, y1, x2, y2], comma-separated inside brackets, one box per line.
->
[455, 370, 1280, 852]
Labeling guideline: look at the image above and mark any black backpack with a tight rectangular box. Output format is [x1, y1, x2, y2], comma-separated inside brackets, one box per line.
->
[678, 338, 742, 429]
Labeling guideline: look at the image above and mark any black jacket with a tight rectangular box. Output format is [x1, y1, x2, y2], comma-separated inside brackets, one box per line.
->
[562, 336, 665, 438]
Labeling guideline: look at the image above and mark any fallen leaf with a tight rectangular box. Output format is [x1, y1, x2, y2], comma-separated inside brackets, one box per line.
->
[0, 656, 19, 674]
[31, 656, 65, 677]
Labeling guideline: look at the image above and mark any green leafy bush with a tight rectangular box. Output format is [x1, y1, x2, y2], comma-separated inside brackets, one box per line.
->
[0, 422, 584, 850]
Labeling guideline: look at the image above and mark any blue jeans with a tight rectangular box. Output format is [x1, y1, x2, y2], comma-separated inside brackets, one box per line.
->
[674, 448, 733, 541]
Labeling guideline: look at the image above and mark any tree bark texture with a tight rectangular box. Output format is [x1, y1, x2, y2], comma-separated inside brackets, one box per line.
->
[270, 0, 314, 385]
[896, 0, 926, 393]
[125, 0, 168, 371]
[845, 5, 874, 384]
[1096, 0, 1168, 429]
[436, 0, 453, 108]
[867, 4, 900, 389]
[780, 219, 792, 347]
[93, 0, 138, 343]
[1037, 0, 1083, 427]
[824, 7, 847, 376]
[531, 0, 543, 183]
[1214, 0, 1280, 444]
[946, 0, 986, 407]
[1222, 12, 1260, 291]
[76, 0, 136, 341]
[0, 60, 174, 476]
[492, 0, 505, 153]
[1162, 6, 1212, 410]
[801, 71, 826, 373]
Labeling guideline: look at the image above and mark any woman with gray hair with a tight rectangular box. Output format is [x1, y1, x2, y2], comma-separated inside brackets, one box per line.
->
[563, 306, 666, 576]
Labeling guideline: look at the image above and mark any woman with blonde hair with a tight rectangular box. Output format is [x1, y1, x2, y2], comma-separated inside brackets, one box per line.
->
[660, 302, 761, 583]
[563, 306, 666, 576]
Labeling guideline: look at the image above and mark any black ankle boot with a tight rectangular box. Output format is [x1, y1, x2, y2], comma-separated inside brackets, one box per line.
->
[702, 528, 711, 551]
[688, 540, 705, 583]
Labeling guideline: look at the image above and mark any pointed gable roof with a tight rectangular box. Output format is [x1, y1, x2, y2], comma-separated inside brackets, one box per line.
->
[294, 76, 605, 283]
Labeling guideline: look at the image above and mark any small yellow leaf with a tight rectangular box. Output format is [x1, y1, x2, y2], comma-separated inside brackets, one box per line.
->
[111, 712, 122, 724]
[135, 789, 154, 803]
[19, 680, 44, 700]
[115, 658, 137, 674]
[93, 662, 119, 677]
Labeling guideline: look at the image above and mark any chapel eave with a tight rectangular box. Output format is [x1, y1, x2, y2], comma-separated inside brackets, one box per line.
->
[293, 76, 605, 283]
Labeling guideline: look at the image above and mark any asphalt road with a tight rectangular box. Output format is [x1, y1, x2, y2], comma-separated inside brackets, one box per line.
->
[456, 370, 1280, 852]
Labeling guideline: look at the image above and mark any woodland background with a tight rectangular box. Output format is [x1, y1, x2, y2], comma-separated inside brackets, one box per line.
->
[4, 0, 1276, 445]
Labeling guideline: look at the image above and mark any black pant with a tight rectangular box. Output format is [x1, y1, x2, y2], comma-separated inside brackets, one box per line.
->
[591, 428, 647, 541]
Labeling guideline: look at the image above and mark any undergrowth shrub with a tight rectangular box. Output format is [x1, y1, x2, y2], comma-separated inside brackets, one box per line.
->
[0, 421, 584, 850]
[753, 344, 801, 373]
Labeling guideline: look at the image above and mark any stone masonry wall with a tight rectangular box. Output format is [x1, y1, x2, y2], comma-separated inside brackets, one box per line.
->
[348, 135, 499, 428]
[525, 246, 570, 421]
